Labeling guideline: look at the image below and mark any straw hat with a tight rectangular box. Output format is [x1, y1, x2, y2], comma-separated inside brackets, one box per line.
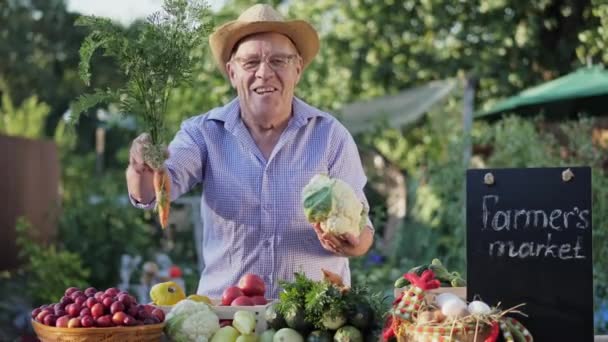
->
[209, 4, 320, 75]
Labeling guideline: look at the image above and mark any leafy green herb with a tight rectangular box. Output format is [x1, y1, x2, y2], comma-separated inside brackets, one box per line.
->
[72, 0, 213, 161]
[277, 272, 388, 336]
[277, 272, 316, 315]
[304, 280, 347, 329]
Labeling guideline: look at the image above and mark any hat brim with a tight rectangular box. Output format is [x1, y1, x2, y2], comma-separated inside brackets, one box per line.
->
[209, 20, 319, 75]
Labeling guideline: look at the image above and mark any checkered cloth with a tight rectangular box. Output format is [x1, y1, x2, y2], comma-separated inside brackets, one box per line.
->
[393, 286, 425, 320]
[130, 97, 371, 299]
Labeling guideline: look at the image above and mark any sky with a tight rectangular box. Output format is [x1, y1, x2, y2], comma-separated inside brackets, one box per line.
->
[66, 0, 226, 26]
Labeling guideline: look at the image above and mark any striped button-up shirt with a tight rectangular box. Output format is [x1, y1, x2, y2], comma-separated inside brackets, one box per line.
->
[132, 97, 370, 298]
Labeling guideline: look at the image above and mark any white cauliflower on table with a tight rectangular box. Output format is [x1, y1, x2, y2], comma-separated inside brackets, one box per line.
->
[164, 299, 220, 342]
[302, 174, 368, 237]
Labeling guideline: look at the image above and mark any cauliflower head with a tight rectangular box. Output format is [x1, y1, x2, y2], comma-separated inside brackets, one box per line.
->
[302, 174, 368, 236]
[165, 299, 220, 342]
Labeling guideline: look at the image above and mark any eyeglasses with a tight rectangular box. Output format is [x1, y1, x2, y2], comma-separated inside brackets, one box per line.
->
[231, 54, 300, 72]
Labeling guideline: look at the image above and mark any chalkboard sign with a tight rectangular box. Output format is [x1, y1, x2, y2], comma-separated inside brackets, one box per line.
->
[466, 167, 593, 342]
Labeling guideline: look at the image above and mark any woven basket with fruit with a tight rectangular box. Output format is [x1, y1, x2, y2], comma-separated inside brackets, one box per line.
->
[383, 270, 533, 342]
[31, 286, 165, 342]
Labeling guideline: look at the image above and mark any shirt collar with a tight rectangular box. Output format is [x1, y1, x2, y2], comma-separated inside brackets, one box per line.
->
[206, 96, 324, 132]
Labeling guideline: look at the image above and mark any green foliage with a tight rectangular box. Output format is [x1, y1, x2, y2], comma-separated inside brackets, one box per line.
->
[277, 272, 316, 315]
[577, 0, 608, 65]
[0, 80, 50, 138]
[304, 281, 347, 329]
[277, 272, 386, 337]
[15, 217, 90, 305]
[73, 0, 214, 146]
[58, 153, 156, 288]
[70, 88, 118, 121]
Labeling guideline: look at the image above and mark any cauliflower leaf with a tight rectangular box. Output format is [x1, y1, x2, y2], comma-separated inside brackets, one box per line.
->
[302, 174, 368, 236]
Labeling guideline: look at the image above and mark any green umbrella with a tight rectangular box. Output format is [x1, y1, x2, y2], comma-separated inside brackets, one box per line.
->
[475, 66, 608, 120]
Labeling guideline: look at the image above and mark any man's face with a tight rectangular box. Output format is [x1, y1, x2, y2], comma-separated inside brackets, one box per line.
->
[226, 32, 303, 120]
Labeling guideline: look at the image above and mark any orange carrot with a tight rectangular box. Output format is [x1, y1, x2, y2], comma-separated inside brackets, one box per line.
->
[153, 168, 171, 229]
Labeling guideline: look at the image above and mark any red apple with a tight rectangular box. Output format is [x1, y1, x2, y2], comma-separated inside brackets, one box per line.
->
[74, 296, 87, 307]
[70, 291, 84, 300]
[81, 315, 95, 328]
[94, 291, 105, 301]
[123, 314, 137, 326]
[238, 274, 266, 296]
[85, 297, 98, 309]
[231, 296, 254, 306]
[43, 314, 57, 326]
[66, 303, 81, 317]
[64, 287, 79, 297]
[117, 293, 134, 306]
[102, 297, 115, 308]
[112, 311, 127, 326]
[67, 317, 81, 328]
[104, 287, 119, 297]
[31, 308, 42, 319]
[221, 286, 245, 306]
[60, 296, 73, 305]
[142, 304, 156, 315]
[96, 315, 113, 327]
[91, 303, 105, 319]
[110, 301, 124, 314]
[143, 317, 160, 325]
[250, 296, 267, 305]
[136, 309, 150, 320]
[84, 287, 97, 297]
[56, 315, 71, 328]
[127, 305, 138, 317]
[36, 309, 52, 322]
[151, 308, 165, 322]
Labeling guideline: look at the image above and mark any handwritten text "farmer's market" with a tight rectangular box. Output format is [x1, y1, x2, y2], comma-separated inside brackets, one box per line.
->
[482, 195, 589, 260]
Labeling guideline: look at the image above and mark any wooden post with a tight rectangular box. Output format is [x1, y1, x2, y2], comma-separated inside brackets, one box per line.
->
[462, 75, 477, 168]
[0, 134, 60, 270]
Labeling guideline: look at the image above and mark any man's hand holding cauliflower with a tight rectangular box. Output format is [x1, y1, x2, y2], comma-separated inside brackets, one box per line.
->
[302, 174, 374, 257]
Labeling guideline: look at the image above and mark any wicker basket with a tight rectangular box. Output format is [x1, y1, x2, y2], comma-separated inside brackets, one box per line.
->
[32, 319, 165, 342]
[394, 287, 467, 303]
[396, 319, 492, 342]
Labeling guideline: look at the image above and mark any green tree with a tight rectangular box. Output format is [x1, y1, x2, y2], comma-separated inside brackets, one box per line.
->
[0, 80, 50, 138]
[0, 0, 124, 149]
[577, 0, 608, 65]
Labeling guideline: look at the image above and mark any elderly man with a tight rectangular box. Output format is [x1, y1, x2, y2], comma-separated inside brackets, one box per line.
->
[127, 4, 374, 298]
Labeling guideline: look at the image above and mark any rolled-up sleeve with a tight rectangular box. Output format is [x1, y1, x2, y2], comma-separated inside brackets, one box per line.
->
[165, 118, 207, 200]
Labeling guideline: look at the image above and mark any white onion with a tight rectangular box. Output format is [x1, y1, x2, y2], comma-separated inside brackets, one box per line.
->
[435, 293, 459, 307]
[441, 298, 468, 318]
[468, 300, 491, 315]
